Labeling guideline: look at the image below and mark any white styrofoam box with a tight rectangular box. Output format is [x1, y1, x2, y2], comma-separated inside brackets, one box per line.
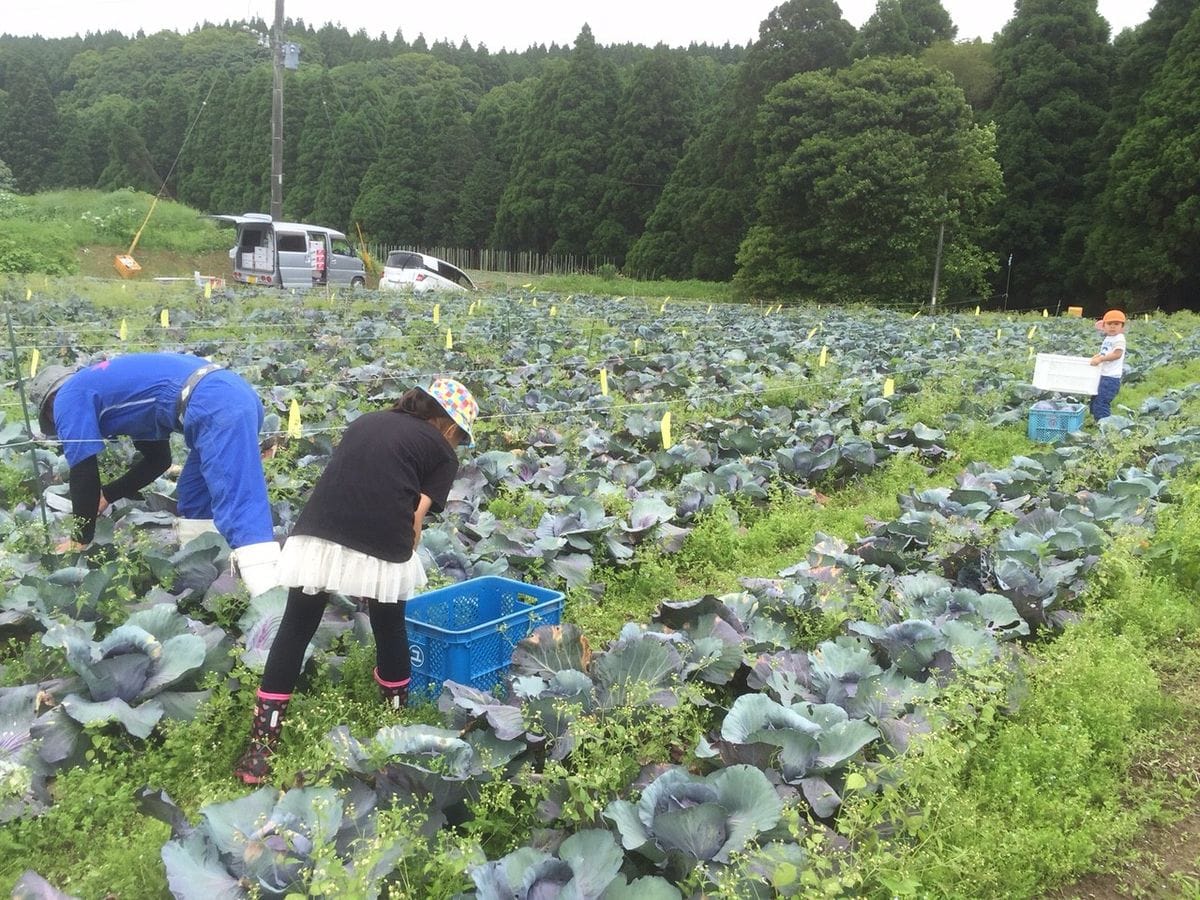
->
[1033, 353, 1100, 395]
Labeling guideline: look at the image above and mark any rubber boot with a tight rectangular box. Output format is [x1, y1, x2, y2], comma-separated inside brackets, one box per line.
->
[234, 690, 290, 784]
[375, 668, 410, 711]
[231, 541, 282, 597]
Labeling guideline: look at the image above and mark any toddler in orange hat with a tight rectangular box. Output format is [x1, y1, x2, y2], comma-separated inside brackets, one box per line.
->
[1089, 310, 1126, 420]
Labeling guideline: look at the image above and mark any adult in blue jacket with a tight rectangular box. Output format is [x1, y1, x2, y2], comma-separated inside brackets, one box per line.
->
[28, 352, 280, 595]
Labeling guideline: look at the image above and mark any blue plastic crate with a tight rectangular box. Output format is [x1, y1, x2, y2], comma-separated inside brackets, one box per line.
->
[405, 576, 564, 697]
[1027, 402, 1086, 442]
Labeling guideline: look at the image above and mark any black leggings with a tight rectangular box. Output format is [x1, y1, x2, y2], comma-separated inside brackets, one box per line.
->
[260, 587, 410, 694]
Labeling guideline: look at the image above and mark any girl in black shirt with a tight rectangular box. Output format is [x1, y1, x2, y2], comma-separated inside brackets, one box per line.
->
[235, 378, 478, 784]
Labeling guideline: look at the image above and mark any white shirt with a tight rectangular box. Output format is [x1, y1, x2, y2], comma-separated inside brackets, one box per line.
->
[1098, 333, 1126, 378]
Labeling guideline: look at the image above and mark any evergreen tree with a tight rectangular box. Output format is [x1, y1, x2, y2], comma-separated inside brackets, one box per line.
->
[921, 39, 998, 114]
[175, 75, 234, 212]
[283, 72, 337, 222]
[989, 0, 1114, 307]
[311, 104, 378, 230]
[212, 68, 273, 214]
[97, 113, 160, 192]
[493, 26, 620, 255]
[735, 56, 1001, 303]
[627, 0, 854, 280]
[0, 58, 60, 192]
[451, 81, 532, 247]
[590, 48, 698, 263]
[1086, 4, 1200, 311]
[851, 0, 957, 59]
[412, 79, 476, 245]
[351, 92, 423, 243]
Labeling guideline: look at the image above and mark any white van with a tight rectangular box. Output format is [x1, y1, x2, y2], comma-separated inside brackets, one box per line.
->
[213, 213, 367, 289]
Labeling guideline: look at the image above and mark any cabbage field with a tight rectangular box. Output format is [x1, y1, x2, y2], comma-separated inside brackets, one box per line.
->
[2, 282, 1200, 898]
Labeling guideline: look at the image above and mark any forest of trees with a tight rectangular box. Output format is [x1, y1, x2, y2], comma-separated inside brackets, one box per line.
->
[0, 0, 1196, 310]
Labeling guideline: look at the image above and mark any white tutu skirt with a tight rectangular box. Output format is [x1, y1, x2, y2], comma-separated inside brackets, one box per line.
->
[277, 535, 427, 603]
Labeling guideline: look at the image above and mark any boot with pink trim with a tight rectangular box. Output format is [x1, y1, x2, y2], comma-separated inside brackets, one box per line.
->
[234, 691, 290, 784]
[375, 668, 410, 711]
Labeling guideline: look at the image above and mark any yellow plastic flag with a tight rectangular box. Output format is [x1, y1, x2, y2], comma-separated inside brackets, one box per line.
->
[287, 399, 302, 438]
[160, 309, 170, 328]
[26, 288, 31, 301]
[807, 326, 819, 340]
[468, 302, 476, 316]
[532, 298, 538, 308]
[1174, 331, 1184, 339]
[550, 305, 557, 317]
[445, 329, 454, 350]
[819, 346, 828, 368]
[30, 349, 40, 378]
[707, 303, 713, 315]
[681, 328, 687, 338]
[433, 304, 441, 325]
[1028, 325, 1037, 339]
[911, 310, 921, 319]
[119, 319, 128, 341]
[660, 411, 673, 450]
[997, 328, 1003, 340]
[1042, 309, 1049, 318]
[1028, 345, 1035, 358]
[204, 280, 213, 299]
[975, 306, 981, 316]
[882, 377, 894, 398]
[599, 368, 609, 397]
[954, 328, 962, 340]
[633, 337, 642, 354]
[659, 300, 667, 314]
[1144, 313, 1149, 322]
[522, 283, 533, 290]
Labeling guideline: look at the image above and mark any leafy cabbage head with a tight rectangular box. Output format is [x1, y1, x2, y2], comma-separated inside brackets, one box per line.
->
[604, 765, 782, 869]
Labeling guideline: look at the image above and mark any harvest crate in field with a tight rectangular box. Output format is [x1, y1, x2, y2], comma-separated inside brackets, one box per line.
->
[1027, 400, 1086, 442]
[406, 576, 565, 696]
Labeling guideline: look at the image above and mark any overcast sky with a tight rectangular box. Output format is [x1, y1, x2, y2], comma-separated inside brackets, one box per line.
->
[2, 1, 1157, 49]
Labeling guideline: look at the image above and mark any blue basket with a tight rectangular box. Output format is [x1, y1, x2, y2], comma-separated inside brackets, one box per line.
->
[1027, 402, 1086, 442]
[405, 576, 564, 697]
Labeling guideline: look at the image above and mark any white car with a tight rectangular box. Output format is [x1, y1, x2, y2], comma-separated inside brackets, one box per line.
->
[378, 251, 477, 294]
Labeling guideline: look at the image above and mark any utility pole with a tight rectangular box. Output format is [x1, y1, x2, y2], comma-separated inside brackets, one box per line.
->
[929, 192, 946, 311]
[270, 0, 284, 220]
[929, 219, 945, 311]
[1003, 253, 1014, 312]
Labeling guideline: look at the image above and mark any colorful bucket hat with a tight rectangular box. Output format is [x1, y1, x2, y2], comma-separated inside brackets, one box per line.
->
[420, 377, 478, 446]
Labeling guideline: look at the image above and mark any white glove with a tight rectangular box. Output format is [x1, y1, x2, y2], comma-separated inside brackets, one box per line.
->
[176, 518, 217, 545]
[231, 541, 282, 597]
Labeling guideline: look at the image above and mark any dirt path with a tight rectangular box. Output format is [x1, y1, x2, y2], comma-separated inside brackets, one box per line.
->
[1049, 645, 1200, 899]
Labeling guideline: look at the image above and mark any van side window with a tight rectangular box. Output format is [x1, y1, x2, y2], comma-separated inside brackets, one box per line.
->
[331, 238, 355, 257]
[277, 233, 308, 253]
